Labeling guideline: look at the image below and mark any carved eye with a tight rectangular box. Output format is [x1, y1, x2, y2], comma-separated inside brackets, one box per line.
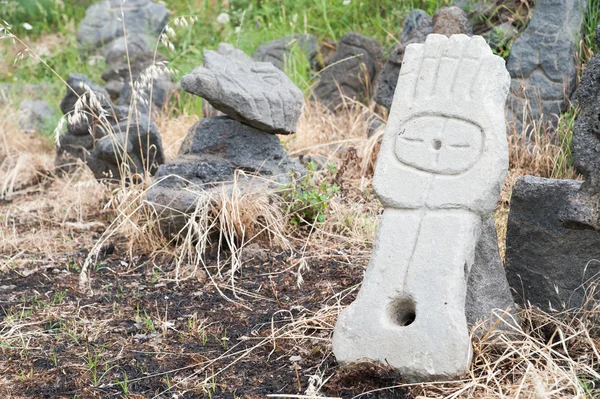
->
[395, 115, 483, 175]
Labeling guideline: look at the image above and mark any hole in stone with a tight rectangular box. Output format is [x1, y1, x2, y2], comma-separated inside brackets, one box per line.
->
[388, 296, 416, 327]
[464, 262, 469, 281]
[432, 139, 442, 150]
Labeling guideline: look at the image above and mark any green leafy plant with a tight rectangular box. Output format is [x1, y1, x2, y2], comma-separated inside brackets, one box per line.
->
[281, 161, 339, 225]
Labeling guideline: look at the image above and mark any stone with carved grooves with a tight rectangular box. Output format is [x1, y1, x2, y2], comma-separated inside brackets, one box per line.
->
[333, 35, 511, 382]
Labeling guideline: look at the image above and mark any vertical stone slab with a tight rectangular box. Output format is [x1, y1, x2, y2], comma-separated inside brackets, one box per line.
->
[333, 35, 510, 381]
[505, 0, 587, 134]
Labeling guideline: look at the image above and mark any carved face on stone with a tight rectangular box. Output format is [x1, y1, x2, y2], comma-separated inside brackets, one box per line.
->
[395, 115, 483, 175]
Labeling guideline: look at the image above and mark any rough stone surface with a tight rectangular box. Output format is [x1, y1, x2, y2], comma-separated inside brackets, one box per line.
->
[253, 34, 319, 70]
[432, 7, 473, 36]
[60, 73, 112, 117]
[146, 116, 300, 237]
[573, 50, 600, 192]
[505, 176, 600, 311]
[482, 22, 518, 52]
[77, 0, 169, 56]
[181, 51, 304, 134]
[466, 214, 520, 331]
[18, 100, 57, 134]
[333, 35, 510, 381]
[506, 0, 587, 134]
[454, 0, 495, 19]
[202, 44, 253, 118]
[86, 113, 165, 181]
[313, 33, 383, 111]
[375, 10, 433, 109]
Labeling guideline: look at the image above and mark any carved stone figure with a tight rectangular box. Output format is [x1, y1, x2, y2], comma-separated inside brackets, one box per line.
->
[181, 51, 304, 134]
[333, 35, 510, 381]
[505, 0, 587, 134]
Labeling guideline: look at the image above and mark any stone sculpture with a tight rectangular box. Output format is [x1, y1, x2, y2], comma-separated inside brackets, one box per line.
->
[181, 51, 304, 134]
[505, 25, 600, 311]
[505, 0, 587, 134]
[77, 0, 169, 57]
[253, 34, 319, 70]
[147, 117, 299, 237]
[333, 35, 510, 381]
[375, 10, 433, 109]
[313, 33, 383, 111]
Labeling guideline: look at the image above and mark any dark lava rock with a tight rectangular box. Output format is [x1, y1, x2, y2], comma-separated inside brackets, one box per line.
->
[313, 33, 383, 112]
[505, 0, 587, 135]
[375, 10, 432, 109]
[467, 214, 519, 331]
[146, 116, 302, 237]
[573, 47, 600, 192]
[181, 51, 304, 134]
[253, 34, 319, 70]
[505, 176, 600, 311]
[86, 113, 165, 181]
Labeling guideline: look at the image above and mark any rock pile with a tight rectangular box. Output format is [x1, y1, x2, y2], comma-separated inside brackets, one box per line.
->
[55, 73, 165, 181]
[505, 24, 600, 311]
[147, 49, 303, 238]
[77, 0, 175, 111]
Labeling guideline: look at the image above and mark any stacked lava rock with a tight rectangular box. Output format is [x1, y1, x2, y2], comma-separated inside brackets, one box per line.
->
[55, 73, 165, 182]
[146, 49, 304, 237]
[77, 0, 175, 111]
[504, 23, 600, 311]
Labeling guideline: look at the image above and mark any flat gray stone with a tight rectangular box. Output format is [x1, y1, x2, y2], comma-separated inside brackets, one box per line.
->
[18, 100, 57, 134]
[181, 51, 304, 134]
[333, 35, 511, 381]
[77, 0, 169, 55]
[253, 34, 319, 70]
[432, 6, 473, 36]
[375, 10, 433, 109]
[466, 214, 519, 331]
[506, 0, 587, 134]
[146, 116, 301, 237]
[505, 176, 600, 311]
[313, 33, 383, 111]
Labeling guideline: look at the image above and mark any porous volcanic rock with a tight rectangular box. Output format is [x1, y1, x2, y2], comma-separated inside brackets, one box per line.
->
[313, 33, 383, 111]
[146, 116, 301, 237]
[253, 34, 319, 70]
[432, 6, 473, 36]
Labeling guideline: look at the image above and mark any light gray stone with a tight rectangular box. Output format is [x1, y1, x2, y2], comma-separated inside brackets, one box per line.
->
[506, 0, 587, 134]
[313, 33, 384, 111]
[505, 176, 600, 311]
[181, 51, 304, 134]
[77, 0, 169, 56]
[146, 116, 301, 237]
[375, 10, 433, 109]
[253, 34, 319, 70]
[18, 100, 57, 134]
[466, 214, 520, 331]
[333, 35, 510, 381]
